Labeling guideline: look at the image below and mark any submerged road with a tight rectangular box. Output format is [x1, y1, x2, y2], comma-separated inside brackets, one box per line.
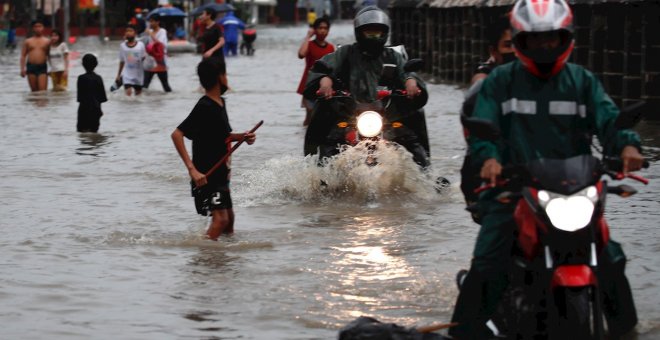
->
[0, 22, 658, 339]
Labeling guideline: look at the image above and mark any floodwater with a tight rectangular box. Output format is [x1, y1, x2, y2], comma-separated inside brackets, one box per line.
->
[1, 23, 658, 339]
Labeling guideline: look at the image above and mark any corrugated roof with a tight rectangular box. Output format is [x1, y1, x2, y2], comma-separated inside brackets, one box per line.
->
[389, 0, 425, 8]
[418, 0, 652, 9]
[421, 0, 512, 8]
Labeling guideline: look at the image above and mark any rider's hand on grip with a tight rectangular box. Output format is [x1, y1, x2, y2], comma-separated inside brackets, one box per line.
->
[404, 78, 421, 99]
[318, 76, 334, 99]
[620, 145, 644, 174]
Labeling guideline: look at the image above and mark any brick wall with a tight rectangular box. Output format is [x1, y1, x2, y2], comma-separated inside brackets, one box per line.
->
[389, 1, 660, 118]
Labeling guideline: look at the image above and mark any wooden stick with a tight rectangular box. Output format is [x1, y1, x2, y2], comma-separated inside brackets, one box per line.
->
[416, 322, 458, 333]
[204, 120, 264, 178]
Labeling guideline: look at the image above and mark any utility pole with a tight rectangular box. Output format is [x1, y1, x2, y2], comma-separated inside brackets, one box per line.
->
[99, 0, 105, 42]
[52, 0, 57, 30]
[30, 0, 37, 21]
[63, 0, 69, 43]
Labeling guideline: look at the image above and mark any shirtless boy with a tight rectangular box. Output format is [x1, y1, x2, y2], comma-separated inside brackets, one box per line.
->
[20, 20, 50, 92]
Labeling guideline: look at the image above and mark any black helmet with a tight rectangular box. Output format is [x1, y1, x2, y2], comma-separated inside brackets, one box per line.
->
[354, 6, 390, 57]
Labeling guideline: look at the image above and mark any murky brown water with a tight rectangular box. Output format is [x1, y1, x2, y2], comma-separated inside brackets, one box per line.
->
[0, 23, 658, 339]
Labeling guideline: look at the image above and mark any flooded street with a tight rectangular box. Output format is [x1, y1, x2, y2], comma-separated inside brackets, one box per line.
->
[1, 23, 659, 339]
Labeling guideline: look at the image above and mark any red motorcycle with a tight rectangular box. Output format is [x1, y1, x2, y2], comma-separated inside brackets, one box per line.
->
[461, 107, 649, 339]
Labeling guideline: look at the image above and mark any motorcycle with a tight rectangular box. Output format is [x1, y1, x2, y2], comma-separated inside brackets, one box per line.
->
[460, 102, 649, 339]
[303, 58, 432, 170]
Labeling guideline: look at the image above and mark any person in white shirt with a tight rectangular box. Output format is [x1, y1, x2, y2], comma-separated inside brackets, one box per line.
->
[48, 29, 69, 91]
[115, 25, 147, 96]
[143, 14, 172, 92]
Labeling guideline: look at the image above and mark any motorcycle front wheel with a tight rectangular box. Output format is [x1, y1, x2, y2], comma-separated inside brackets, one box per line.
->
[551, 286, 599, 340]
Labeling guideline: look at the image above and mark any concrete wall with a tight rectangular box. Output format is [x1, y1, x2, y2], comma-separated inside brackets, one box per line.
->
[389, 1, 660, 116]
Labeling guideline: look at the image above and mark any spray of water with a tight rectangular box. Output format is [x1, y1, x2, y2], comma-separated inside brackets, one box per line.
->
[234, 140, 450, 206]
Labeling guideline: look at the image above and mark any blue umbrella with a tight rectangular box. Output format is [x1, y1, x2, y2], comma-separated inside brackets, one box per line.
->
[191, 3, 236, 17]
[147, 7, 186, 19]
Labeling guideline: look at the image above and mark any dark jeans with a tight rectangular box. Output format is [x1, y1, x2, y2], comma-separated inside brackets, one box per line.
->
[143, 71, 172, 92]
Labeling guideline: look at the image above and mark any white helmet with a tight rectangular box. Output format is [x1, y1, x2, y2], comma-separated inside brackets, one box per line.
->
[510, 0, 574, 77]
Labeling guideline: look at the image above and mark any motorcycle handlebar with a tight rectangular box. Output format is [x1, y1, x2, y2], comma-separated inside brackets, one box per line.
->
[316, 89, 351, 98]
[603, 157, 650, 172]
[472, 158, 651, 194]
[376, 89, 408, 100]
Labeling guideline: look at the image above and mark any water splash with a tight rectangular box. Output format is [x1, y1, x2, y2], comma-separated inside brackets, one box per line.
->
[234, 140, 450, 207]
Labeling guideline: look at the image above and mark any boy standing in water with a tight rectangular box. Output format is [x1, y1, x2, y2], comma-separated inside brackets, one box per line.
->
[171, 58, 256, 240]
[115, 25, 146, 96]
[77, 54, 107, 132]
[20, 20, 50, 92]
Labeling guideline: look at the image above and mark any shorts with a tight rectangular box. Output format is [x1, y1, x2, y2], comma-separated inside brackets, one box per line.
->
[124, 84, 143, 90]
[26, 62, 47, 76]
[50, 71, 68, 91]
[191, 182, 232, 216]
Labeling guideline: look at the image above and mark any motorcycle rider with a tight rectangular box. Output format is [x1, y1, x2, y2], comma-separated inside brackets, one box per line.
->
[303, 6, 430, 168]
[460, 14, 516, 219]
[450, 0, 644, 338]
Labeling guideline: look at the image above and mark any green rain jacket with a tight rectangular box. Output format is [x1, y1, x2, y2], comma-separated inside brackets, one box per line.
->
[303, 43, 427, 104]
[470, 60, 641, 167]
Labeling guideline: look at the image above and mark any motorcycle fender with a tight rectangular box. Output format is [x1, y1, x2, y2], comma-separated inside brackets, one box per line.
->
[551, 265, 597, 289]
[595, 182, 610, 251]
[515, 199, 540, 261]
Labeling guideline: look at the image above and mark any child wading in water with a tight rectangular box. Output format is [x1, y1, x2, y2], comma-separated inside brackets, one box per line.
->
[77, 54, 107, 132]
[48, 30, 69, 91]
[171, 57, 256, 240]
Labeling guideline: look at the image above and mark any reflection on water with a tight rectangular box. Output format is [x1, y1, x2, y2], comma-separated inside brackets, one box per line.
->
[76, 133, 111, 156]
[25, 91, 49, 108]
[188, 247, 238, 273]
[334, 216, 412, 285]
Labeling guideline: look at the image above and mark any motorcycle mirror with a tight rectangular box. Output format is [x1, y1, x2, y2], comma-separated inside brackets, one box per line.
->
[403, 58, 424, 73]
[615, 100, 646, 129]
[311, 60, 333, 74]
[607, 184, 637, 197]
[379, 64, 397, 86]
[462, 116, 501, 141]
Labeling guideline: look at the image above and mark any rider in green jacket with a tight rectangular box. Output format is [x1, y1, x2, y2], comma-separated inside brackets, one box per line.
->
[450, 0, 645, 338]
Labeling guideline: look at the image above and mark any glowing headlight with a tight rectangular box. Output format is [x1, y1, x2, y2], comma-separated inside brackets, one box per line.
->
[542, 186, 598, 232]
[356, 111, 383, 138]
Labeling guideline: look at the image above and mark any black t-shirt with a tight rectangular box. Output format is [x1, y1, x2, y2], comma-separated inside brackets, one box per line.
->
[461, 60, 497, 118]
[177, 96, 233, 186]
[77, 72, 107, 112]
[201, 24, 225, 61]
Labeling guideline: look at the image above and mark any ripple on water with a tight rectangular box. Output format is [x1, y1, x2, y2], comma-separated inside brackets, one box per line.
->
[102, 229, 274, 251]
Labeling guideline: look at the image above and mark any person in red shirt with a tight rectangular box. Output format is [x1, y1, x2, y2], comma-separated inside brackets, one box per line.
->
[297, 17, 334, 126]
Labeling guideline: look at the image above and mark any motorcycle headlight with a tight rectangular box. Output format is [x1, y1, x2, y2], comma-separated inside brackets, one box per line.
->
[539, 186, 598, 232]
[356, 111, 383, 138]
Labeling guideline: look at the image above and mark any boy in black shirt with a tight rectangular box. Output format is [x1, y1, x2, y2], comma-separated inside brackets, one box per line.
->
[77, 54, 107, 132]
[171, 57, 256, 240]
[199, 8, 225, 61]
